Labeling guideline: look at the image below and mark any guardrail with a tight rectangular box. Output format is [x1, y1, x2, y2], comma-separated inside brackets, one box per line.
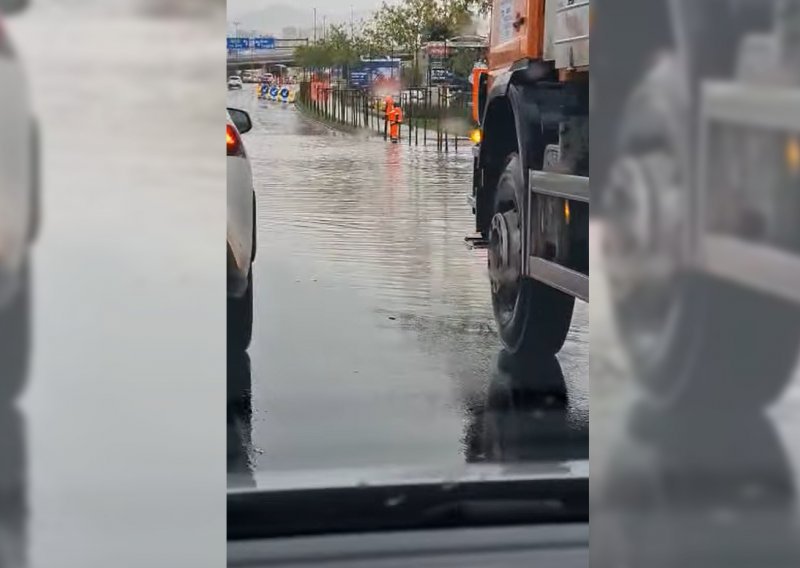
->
[297, 82, 474, 151]
[227, 49, 296, 64]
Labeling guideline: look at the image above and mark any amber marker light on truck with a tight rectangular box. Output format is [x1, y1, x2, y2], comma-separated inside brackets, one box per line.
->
[786, 135, 800, 175]
[470, 128, 482, 145]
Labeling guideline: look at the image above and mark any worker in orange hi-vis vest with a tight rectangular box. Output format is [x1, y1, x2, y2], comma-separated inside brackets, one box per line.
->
[389, 105, 403, 143]
[383, 95, 395, 137]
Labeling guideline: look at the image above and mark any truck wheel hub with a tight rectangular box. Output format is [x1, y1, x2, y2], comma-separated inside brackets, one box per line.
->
[603, 151, 688, 368]
[488, 209, 522, 289]
[604, 157, 653, 256]
[604, 154, 685, 295]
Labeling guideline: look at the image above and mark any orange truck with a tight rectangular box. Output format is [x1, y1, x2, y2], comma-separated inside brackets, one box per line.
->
[469, 0, 589, 356]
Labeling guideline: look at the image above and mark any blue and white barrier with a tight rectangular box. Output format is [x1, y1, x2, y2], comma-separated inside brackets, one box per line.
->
[257, 83, 297, 103]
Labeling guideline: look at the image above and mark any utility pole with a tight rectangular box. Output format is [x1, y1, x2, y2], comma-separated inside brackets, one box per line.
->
[232, 21, 241, 62]
[323, 16, 327, 41]
[313, 8, 317, 43]
[350, 5, 354, 39]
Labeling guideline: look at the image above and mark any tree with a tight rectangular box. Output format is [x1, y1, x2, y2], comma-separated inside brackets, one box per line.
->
[369, 0, 466, 85]
[361, 16, 391, 56]
[461, 0, 492, 15]
[325, 25, 360, 68]
[435, 0, 476, 39]
[295, 23, 370, 81]
[424, 19, 452, 42]
[295, 43, 334, 70]
[450, 47, 479, 77]
[293, 0, 488, 82]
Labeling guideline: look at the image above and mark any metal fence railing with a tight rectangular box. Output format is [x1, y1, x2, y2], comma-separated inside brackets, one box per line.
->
[298, 82, 474, 152]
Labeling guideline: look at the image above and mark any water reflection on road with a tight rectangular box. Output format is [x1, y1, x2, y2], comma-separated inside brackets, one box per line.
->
[227, 90, 589, 483]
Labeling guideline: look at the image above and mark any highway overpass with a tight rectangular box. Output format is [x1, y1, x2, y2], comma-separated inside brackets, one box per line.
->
[227, 49, 297, 71]
[227, 38, 308, 71]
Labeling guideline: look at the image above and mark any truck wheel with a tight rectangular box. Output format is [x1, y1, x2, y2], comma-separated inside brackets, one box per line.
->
[489, 153, 575, 356]
[228, 269, 253, 351]
[604, 54, 800, 409]
[0, 265, 30, 402]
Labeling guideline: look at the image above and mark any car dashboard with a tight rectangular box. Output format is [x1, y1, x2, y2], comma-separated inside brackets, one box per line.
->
[228, 523, 588, 567]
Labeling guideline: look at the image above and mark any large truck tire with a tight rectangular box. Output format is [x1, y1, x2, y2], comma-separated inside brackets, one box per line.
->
[614, 269, 800, 410]
[603, 54, 800, 409]
[489, 153, 575, 357]
[0, 264, 30, 402]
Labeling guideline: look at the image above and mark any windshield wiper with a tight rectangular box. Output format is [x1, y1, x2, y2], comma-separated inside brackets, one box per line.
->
[228, 473, 588, 540]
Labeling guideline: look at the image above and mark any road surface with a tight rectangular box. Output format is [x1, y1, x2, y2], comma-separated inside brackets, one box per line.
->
[225, 89, 590, 486]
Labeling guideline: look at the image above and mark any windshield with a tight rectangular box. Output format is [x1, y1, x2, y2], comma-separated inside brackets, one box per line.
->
[226, 0, 589, 529]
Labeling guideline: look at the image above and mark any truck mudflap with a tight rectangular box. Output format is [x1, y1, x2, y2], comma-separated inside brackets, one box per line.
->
[527, 170, 589, 302]
[468, 143, 481, 210]
[466, 143, 482, 239]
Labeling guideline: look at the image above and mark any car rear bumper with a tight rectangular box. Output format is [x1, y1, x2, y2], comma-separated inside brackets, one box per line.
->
[0, 59, 34, 306]
[227, 243, 249, 298]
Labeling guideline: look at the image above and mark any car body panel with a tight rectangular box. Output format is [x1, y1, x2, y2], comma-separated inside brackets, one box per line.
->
[237, 461, 589, 492]
[0, 22, 32, 306]
[227, 113, 254, 297]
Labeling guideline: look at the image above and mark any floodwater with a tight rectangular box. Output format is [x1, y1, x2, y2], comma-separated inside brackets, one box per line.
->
[226, 89, 589, 486]
[5, 12, 226, 567]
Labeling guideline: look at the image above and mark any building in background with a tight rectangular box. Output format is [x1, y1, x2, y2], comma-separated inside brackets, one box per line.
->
[421, 35, 488, 88]
[349, 58, 402, 96]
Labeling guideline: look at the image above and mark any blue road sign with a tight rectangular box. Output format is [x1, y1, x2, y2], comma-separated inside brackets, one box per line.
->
[227, 37, 249, 50]
[349, 59, 401, 88]
[350, 71, 370, 88]
[429, 67, 454, 85]
[253, 37, 276, 50]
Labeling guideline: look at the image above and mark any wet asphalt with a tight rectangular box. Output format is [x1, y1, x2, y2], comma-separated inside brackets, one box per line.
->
[226, 88, 589, 487]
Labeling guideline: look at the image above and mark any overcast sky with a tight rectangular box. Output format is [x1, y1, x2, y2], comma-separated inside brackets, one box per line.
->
[228, 0, 390, 19]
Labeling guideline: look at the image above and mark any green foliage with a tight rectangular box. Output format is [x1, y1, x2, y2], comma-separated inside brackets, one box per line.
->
[450, 48, 479, 77]
[370, 0, 476, 52]
[294, 25, 360, 69]
[294, 0, 487, 72]
[458, 0, 493, 15]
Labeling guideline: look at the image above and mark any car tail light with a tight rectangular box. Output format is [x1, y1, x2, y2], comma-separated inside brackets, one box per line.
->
[227, 124, 245, 157]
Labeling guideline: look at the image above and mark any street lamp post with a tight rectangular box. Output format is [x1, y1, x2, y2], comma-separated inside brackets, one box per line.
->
[232, 21, 241, 61]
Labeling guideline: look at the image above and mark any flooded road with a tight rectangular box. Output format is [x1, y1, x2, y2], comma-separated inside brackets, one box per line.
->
[226, 89, 589, 485]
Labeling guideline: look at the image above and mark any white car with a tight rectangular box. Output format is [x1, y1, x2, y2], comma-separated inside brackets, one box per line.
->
[228, 75, 243, 90]
[1, 0, 38, 398]
[227, 108, 256, 349]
